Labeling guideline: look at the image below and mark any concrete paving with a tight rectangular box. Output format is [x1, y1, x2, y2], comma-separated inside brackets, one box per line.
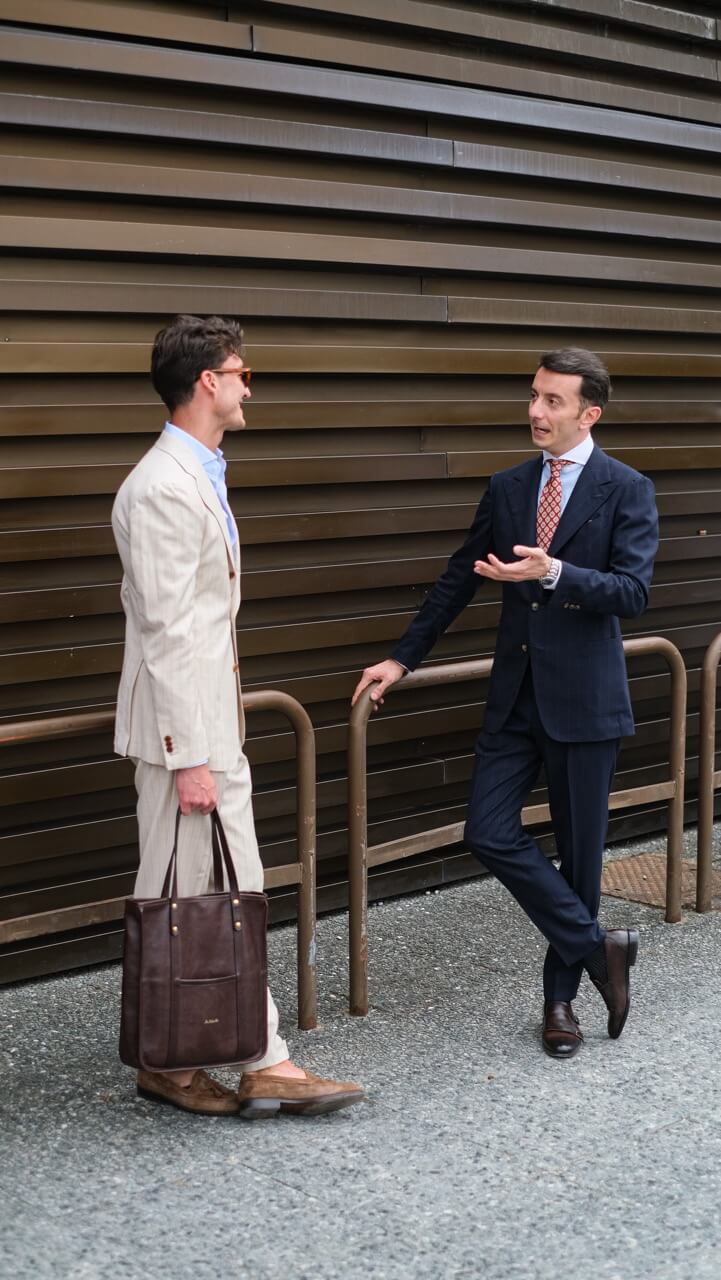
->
[1, 825, 720, 1280]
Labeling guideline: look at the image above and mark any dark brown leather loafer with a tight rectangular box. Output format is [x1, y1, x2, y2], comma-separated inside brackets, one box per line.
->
[137, 1069, 240, 1115]
[237, 1069, 364, 1120]
[542, 1001, 584, 1059]
[588, 928, 639, 1039]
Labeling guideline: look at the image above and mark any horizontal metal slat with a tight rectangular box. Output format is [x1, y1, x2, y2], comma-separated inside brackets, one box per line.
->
[454, 143, 721, 203]
[448, 446, 721, 476]
[3, 217, 721, 289]
[4, 340, 721, 377]
[5, 155, 721, 246]
[509, 0, 715, 40]
[259, 0, 718, 81]
[0, 452, 448, 499]
[254, 24, 721, 120]
[3, 22, 720, 136]
[0, 91, 452, 167]
[0, 2, 253, 50]
[0, 276, 448, 322]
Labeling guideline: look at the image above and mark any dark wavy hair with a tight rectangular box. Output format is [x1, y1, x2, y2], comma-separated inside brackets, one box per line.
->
[538, 347, 611, 410]
[151, 314, 245, 413]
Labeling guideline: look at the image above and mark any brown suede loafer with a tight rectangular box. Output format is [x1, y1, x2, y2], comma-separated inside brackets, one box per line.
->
[137, 1069, 240, 1115]
[542, 1001, 584, 1059]
[237, 1069, 364, 1120]
[588, 928, 639, 1039]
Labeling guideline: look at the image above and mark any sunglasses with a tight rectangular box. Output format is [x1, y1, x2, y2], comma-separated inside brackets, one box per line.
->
[208, 366, 252, 387]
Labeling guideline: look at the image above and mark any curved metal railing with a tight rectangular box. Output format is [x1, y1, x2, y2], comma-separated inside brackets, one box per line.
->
[696, 632, 721, 913]
[0, 691, 318, 1030]
[348, 636, 687, 1016]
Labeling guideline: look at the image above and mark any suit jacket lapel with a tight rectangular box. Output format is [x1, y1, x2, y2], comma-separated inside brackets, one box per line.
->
[154, 432, 236, 564]
[507, 455, 544, 548]
[549, 445, 614, 554]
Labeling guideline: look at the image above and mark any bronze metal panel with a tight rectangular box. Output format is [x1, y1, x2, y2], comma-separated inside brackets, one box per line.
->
[453, 143, 721, 203]
[0, 91, 453, 166]
[0, 0, 719, 981]
[6, 154, 721, 247]
[448, 297, 721, 334]
[0, 4, 253, 50]
[254, 25, 721, 119]
[4, 219, 721, 290]
[3, 21, 720, 133]
[507, 0, 715, 39]
[0, 278, 447, 323]
[448, 447, 721, 477]
[260, 0, 716, 81]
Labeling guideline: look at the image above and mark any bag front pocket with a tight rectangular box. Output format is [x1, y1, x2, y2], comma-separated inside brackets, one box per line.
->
[170, 973, 240, 1067]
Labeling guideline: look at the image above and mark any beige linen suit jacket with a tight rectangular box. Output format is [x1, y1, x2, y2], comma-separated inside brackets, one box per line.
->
[112, 429, 245, 771]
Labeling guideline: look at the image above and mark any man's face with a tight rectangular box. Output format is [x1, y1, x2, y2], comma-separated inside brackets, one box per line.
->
[209, 354, 252, 432]
[528, 366, 599, 456]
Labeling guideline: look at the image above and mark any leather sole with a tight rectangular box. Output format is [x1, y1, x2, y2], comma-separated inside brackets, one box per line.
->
[238, 1091, 363, 1120]
[137, 1085, 239, 1116]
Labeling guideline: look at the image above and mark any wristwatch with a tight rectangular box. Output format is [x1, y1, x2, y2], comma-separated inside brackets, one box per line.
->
[539, 557, 562, 588]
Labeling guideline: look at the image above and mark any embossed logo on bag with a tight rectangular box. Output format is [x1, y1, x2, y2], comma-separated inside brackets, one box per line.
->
[204, 1017, 220, 1025]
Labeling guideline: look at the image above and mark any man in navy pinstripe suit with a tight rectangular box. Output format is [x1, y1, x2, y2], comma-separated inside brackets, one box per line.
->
[353, 348, 659, 1058]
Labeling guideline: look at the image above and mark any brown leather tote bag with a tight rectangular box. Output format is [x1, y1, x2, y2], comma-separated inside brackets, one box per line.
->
[119, 808, 268, 1071]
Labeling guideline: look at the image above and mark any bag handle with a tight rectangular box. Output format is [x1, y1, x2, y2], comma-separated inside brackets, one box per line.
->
[160, 808, 242, 900]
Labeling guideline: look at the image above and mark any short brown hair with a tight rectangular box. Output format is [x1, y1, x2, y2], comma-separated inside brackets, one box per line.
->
[538, 347, 611, 410]
[151, 314, 244, 413]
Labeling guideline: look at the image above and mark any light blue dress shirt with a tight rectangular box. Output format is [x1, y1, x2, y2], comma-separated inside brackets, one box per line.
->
[163, 422, 237, 545]
[535, 434, 594, 588]
[161, 423, 237, 768]
[537, 433, 594, 514]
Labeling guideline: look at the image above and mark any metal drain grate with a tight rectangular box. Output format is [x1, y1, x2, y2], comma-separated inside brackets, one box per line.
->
[601, 852, 721, 910]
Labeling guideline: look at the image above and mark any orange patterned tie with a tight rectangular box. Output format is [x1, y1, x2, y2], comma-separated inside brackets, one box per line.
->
[536, 459, 571, 551]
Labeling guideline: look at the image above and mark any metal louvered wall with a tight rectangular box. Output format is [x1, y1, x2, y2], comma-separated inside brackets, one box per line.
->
[1, 0, 720, 980]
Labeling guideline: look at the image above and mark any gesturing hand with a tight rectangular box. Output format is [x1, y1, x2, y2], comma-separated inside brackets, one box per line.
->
[351, 658, 405, 711]
[474, 545, 551, 582]
[176, 764, 218, 816]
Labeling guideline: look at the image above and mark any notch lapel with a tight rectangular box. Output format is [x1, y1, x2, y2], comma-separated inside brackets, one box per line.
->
[155, 432, 236, 565]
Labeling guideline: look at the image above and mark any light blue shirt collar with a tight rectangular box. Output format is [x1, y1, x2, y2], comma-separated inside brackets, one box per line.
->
[164, 421, 221, 467]
[542, 434, 594, 467]
[163, 422, 236, 544]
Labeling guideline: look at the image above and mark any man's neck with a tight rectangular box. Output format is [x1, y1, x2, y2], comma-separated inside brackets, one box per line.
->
[170, 413, 223, 453]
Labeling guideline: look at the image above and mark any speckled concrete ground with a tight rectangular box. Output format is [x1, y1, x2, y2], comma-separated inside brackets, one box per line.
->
[1, 824, 720, 1280]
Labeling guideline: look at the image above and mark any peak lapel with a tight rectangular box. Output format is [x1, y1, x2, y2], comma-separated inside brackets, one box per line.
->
[507, 456, 544, 547]
[549, 446, 613, 554]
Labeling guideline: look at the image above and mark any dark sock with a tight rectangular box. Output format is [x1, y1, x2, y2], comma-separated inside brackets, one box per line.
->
[584, 940, 608, 985]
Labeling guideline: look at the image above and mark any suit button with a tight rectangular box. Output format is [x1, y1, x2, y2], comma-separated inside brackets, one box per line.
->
[531, 603, 539, 611]
[521, 644, 528, 653]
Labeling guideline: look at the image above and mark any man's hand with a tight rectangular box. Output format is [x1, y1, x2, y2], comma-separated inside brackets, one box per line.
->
[176, 764, 218, 816]
[474, 545, 551, 582]
[351, 658, 405, 711]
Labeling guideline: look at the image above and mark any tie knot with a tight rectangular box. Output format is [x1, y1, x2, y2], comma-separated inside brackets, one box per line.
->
[549, 458, 570, 475]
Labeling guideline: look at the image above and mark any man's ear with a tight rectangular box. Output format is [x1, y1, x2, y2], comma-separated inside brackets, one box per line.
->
[197, 369, 216, 395]
[582, 405, 602, 430]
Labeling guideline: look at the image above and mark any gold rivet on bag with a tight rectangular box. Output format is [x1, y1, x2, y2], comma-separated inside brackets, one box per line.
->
[234, 921, 241, 931]
[171, 925, 179, 935]
[232, 898, 240, 906]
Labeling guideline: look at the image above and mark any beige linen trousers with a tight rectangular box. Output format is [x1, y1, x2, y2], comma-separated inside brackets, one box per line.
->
[112, 429, 288, 1070]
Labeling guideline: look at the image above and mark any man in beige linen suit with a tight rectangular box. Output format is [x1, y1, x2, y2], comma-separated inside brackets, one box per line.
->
[112, 314, 363, 1118]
